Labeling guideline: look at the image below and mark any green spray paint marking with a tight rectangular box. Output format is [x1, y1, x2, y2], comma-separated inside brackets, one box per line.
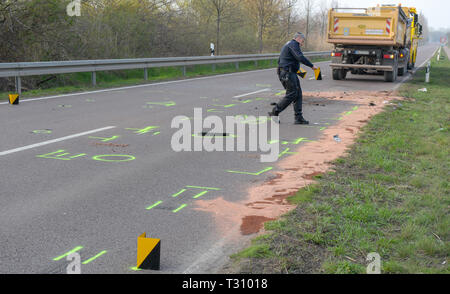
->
[292, 137, 314, 144]
[239, 99, 252, 104]
[92, 154, 136, 162]
[82, 250, 107, 265]
[213, 104, 236, 108]
[186, 186, 221, 191]
[207, 109, 224, 113]
[268, 139, 289, 145]
[146, 201, 163, 210]
[278, 148, 297, 158]
[172, 189, 187, 198]
[53, 246, 83, 261]
[227, 167, 273, 176]
[130, 266, 142, 271]
[153, 132, 161, 136]
[320, 127, 326, 131]
[33, 130, 52, 134]
[126, 126, 159, 135]
[89, 135, 120, 142]
[192, 191, 208, 199]
[146, 101, 176, 107]
[173, 204, 187, 213]
[352, 106, 359, 111]
[37, 150, 87, 161]
[254, 97, 268, 101]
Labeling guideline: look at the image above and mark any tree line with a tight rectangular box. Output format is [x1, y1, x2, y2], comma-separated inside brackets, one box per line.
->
[0, 0, 334, 62]
[0, 0, 430, 92]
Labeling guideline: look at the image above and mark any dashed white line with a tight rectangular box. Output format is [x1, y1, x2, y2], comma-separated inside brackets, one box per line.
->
[233, 88, 271, 98]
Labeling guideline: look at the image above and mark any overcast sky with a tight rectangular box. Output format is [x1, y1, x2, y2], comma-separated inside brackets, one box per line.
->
[320, 0, 450, 30]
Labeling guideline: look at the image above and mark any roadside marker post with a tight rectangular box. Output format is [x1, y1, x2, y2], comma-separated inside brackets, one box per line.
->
[425, 61, 430, 83]
[137, 233, 161, 270]
[9, 94, 19, 105]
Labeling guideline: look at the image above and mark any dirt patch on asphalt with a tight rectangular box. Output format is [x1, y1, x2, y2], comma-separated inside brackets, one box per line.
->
[194, 90, 404, 236]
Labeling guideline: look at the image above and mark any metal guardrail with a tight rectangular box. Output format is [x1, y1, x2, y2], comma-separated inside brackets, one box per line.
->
[0, 51, 331, 94]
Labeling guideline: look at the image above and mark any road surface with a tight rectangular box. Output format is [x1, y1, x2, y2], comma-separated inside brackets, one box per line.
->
[0, 44, 438, 274]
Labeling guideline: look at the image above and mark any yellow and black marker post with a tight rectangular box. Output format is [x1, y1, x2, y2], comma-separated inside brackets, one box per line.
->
[9, 94, 19, 105]
[297, 67, 307, 79]
[314, 67, 322, 80]
[137, 233, 161, 270]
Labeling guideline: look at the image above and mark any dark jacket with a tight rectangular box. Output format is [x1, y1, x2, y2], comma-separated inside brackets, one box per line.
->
[278, 39, 314, 73]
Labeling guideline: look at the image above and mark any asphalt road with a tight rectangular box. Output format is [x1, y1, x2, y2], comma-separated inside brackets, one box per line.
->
[0, 44, 438, 274]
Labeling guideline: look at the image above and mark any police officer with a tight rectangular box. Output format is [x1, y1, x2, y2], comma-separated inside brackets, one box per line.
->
[269, 32, 318, 124]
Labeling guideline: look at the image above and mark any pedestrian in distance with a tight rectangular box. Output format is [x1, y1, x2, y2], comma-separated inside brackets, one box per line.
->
[269, 32, 319, 124]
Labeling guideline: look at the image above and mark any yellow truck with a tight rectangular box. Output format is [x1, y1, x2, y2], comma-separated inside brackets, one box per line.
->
[327, 4, 422, 82]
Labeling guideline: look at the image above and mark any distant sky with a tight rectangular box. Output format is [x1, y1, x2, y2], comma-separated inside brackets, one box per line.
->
[318, 0, 450, 30]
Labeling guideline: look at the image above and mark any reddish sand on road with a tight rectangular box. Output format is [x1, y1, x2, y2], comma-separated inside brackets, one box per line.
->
[194, 91, 404, 236]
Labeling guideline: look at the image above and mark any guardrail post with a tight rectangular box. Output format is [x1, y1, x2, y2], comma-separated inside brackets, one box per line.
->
[15, 76, 22, 95]
[212, 64, 216, 71]
[254, 60, 258, 67]
[182, 66, 186, 77]
[92, 71, 96, 87]
[235, 62, 239, 70]
[425, 61, 430, 83]
[144, 68, 148, 80]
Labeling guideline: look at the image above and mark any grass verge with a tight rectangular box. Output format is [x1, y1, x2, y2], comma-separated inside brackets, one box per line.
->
[0, 57, 330, 101]
[226, 50, 449, 274]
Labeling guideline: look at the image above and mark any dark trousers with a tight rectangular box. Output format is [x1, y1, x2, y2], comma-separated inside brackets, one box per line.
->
[274, 69, 303, 119]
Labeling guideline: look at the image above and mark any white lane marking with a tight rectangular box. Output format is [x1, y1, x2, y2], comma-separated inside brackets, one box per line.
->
[0, 126, 116, 156]
[233, 88, 270, 98]
[0, 61, 332, 106]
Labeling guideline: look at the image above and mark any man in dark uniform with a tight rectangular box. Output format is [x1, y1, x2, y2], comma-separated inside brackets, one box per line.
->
[269, 32, 318, 124]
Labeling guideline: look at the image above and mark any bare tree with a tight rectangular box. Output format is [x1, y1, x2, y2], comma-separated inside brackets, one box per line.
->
[301, 0, 313, 49]
[194, 0, 237, 55]
[244, 0, 281, 53]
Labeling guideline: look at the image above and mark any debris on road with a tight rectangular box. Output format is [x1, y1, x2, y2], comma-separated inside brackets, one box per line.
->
[418, 88, 427, 92]
[333, 135, 342, 142]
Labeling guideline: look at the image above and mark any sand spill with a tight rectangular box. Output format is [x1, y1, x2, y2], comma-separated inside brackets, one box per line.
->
[194, 91, 403, 236]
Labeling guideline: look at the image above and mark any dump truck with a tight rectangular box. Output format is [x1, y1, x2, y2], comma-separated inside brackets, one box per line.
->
[327, 4, 423, 82]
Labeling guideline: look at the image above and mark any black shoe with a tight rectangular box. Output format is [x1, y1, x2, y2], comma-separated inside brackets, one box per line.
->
[294, 117, 309, 125]
[268, 110, 279, 117]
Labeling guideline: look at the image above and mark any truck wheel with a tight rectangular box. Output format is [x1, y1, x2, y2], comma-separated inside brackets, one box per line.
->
[398, 67, 405, 76]
[384, 69, 397, 82]
[340, 70, 347, 80]
[332, 69, 341, 80]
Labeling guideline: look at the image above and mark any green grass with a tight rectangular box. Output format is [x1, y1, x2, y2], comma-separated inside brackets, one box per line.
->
[0, 56, 330, 101]
[227, 50, 449, 274]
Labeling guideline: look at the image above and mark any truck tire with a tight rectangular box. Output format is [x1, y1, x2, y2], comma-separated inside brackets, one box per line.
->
[332, 69, 341, 80]
[384, 67, 397, 82]
[332, 69, 347, 80]
[398, 67, 405, 76]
